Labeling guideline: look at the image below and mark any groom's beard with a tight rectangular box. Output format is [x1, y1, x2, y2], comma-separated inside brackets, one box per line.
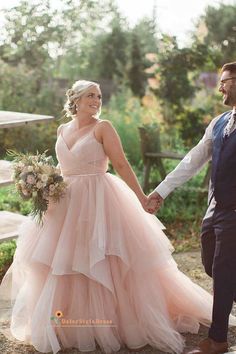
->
[223, 87, 236, 106]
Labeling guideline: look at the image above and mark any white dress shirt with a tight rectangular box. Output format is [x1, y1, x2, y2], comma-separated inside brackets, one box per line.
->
[155, 108, 236, 199]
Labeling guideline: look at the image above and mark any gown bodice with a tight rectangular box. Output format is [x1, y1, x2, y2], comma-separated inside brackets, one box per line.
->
[55, 121, 109, 177]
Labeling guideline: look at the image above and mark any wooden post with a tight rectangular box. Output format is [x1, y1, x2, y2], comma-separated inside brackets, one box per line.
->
[143, 158, 151, 192]
[138, 125, 187, 192]
[139, 125, 167, 192]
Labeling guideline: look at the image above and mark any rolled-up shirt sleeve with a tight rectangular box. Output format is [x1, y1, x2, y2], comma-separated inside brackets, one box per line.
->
[155, 116, 220, 199]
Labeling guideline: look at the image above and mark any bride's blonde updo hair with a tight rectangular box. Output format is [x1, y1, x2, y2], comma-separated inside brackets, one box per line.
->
[64, 80, 101, 118]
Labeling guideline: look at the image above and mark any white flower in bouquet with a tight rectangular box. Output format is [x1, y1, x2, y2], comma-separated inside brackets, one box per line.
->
[41, 174, 48, 183]
[42, 164, 54, 175]
[18, 162, 24, 168]
[26, 174, 36, 185]
[36, 181, 43, 189]
[19, 172, 25, 179]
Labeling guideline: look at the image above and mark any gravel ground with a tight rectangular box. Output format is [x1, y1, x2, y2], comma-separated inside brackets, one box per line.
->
[1, 251, 236, 354]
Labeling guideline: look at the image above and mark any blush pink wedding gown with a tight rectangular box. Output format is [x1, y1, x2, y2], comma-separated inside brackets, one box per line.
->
[0, 120, 224, 353]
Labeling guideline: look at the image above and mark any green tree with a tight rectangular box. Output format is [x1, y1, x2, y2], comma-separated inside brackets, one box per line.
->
[147, 36, 197, 119]
[193, 3, 236, 66]
[53, 0, 120, 79]
[128, 17, 158, 97]
[128, 33, 147, 97]
[131, 17, 158, 56]
[89, 17, 130, 84]
[0, 0, 62, 69]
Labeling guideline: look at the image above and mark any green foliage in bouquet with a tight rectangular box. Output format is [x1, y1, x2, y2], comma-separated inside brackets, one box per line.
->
[7, 150, 67, 224]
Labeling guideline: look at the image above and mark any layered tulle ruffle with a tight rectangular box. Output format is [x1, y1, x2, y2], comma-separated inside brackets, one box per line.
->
[0, 173, 218, 353]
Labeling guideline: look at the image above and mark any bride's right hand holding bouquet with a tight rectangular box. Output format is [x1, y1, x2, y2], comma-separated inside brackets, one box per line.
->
[8, 149, 67, 224]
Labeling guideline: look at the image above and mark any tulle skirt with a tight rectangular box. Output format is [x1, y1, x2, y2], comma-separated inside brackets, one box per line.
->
[0, 173, 218, 353]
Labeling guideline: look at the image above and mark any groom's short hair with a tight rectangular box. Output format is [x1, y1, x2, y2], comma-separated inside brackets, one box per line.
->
[222, 61, 236, 74]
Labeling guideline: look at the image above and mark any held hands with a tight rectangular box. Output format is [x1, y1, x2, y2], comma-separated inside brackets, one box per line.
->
[146, 191, 163, 214]
[139, 191, 164, 214]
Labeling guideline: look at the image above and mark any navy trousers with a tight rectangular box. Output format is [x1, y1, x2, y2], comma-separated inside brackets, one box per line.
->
[201, 206, 236, 342]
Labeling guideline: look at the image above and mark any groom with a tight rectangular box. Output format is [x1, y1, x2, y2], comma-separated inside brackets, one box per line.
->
[147, 61, 236, 354]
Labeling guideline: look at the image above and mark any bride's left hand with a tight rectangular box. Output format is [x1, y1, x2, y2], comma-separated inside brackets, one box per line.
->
[138, 194, 150, 212]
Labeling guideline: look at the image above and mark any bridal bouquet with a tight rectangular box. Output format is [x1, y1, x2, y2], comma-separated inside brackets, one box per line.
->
[7, 150, 67, 224]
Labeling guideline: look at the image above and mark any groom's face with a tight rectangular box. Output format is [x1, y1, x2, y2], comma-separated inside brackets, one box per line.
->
[219, 70, 236, 107]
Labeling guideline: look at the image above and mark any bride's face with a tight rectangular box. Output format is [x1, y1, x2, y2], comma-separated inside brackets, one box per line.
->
[77, 86, 102, 115]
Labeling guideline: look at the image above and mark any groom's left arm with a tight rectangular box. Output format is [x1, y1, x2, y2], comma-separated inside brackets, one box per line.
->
[147, 115, 221, 212]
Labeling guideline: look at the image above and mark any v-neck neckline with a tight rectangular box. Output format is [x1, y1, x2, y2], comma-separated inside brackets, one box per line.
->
[60, 129, 92, 152]
[60, 120, 99, 152]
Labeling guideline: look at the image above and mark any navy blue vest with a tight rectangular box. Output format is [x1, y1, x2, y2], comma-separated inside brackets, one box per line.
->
[211, 110, 236, 208]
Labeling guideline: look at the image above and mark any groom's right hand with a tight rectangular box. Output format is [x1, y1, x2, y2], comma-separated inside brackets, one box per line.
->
[146, 191, 163, 214]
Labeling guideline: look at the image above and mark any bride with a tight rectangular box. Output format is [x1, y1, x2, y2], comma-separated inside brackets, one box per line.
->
[0, 80, 231, 354]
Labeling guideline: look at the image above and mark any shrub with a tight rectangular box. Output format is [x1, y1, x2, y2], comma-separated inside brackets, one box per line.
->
[0, 186, 31, 215]
[0, 240, 16, 282]
[102, 88, 163, 166]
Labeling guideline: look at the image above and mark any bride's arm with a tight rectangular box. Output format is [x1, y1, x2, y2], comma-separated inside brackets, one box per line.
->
[95, 120, 148, 209]
[56, 124, 63, 174]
